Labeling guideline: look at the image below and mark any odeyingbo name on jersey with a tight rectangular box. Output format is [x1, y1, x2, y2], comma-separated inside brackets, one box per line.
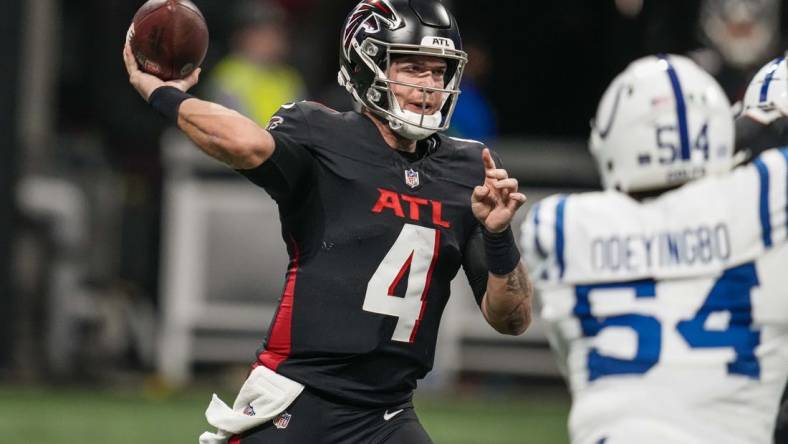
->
[590, 223, 731, 273]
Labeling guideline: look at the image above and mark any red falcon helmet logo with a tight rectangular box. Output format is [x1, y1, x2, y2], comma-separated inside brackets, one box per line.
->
[342, 0, 404, 57]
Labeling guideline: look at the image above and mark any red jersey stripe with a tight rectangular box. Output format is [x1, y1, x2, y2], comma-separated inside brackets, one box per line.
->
[257, 235, 301, 371]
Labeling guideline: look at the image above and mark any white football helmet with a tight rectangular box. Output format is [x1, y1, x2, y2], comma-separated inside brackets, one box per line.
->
[741, 55, 788, 124]
[590, 54, 735, 193]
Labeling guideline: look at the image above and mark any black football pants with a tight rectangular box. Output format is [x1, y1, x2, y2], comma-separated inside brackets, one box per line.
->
[234, 388, 433, 444]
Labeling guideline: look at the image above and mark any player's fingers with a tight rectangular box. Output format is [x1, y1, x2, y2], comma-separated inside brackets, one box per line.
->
[486, 168, 509, 180]
[123, 42, 138, 74]
[492, 178, 518, 191]
[513, 192, 527, 203]
[176, 67, 201, 90]
[472, 199, 492, 218]
[474, 186, 499, 211]
[507, 192, 528, 211]
[125, 24, 134, 43]
[476, 209, 492, 222]
[482, 148, 496, 171]
[123, 24, 137, 68]
[472, 185, 490, 201]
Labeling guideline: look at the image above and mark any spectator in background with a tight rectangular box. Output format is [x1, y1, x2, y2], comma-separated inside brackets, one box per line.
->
[448, 41, 497, 143]
[207, 0, 306, 126]
[690, 0, 783, 101]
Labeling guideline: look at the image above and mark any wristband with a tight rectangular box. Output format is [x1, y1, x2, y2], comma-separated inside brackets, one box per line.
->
[483, 226, 521, 275]
[148, 86, 193, 123]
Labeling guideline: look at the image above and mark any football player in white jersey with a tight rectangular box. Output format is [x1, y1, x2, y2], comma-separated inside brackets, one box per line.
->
[737, 54, 788, 160]
[737, 53, 788, 444]
[520, 54, 788, 444]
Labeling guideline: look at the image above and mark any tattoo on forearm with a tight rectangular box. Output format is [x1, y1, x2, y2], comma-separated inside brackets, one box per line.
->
[505, 268, 525, 295]
[487, 265, 533, 334]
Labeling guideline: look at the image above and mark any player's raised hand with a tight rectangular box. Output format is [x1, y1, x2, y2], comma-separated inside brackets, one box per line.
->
[472, 148, 527, 233]
[123, 26, 200, 101]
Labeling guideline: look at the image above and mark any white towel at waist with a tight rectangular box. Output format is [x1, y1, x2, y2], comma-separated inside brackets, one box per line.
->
[198, 365, 305, 444]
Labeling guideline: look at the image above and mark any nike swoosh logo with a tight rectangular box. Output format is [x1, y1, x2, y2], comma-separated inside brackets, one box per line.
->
[383, 409, 404, 421]
[596, 84, 631, 139]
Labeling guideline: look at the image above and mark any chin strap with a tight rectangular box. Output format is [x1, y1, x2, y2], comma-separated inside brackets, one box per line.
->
[387, 106, 443, 140]
[388, 118, 438, 140]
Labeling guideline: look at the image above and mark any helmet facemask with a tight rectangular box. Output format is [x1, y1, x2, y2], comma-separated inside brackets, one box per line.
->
[341, 37, 468, 140]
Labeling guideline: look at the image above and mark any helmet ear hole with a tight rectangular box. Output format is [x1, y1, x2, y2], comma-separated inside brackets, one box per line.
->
[367, 88, 382, 103]
[607, 160, 614, 172]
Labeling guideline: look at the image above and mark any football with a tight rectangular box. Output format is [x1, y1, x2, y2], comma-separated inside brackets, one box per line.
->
[128, 0, 209, 81]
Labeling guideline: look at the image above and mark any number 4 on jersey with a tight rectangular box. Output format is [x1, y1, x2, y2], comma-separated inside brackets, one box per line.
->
[677, 263, 761, 378]
[363, 224, 440, 343]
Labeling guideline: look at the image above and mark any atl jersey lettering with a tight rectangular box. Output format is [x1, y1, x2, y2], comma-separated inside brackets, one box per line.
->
[239, 101, 491, 407]
[520, 149, 788, 444]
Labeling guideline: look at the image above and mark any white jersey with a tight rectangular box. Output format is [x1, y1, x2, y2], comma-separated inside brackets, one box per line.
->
[520, 148, 788, 444]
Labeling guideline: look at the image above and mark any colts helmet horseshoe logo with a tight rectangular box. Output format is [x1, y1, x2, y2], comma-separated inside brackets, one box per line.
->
[342, 0, 404, 58]
[596, 84, 633, 140]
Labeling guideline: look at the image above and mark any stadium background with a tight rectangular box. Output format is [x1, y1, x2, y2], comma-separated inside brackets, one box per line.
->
[0, 1, 786, 443]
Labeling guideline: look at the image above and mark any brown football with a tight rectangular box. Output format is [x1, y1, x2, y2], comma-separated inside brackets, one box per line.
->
[128, 0, 209, 80]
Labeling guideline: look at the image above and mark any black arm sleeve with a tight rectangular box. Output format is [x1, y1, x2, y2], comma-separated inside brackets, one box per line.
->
[236, 134, 316, 203]
[460, 148, 508, 307]
[235, 103, 317, 203]
[735, 115, 788, 159]
[462, 226, 489, 307]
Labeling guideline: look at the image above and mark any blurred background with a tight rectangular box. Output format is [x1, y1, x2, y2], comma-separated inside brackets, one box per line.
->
[0, 0, 786, 443]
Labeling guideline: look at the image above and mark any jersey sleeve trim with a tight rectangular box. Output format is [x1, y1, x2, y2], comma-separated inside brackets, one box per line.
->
[521, 196, 563, 283]
[520, 204, 544, 280]
[754, 157, 773, 248]
[555, 195, 568, 279]
[751, 147, 788, 250]
[753, 147, 788, 249]
[530, 202, 549, 259]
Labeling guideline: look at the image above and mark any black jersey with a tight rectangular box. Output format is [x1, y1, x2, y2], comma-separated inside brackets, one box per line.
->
[239, 101, 492, 406]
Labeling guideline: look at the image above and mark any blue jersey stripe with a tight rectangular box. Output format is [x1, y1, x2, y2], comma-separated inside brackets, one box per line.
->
[759, 57, 784, 103]
[531, 203, 548, 259]
[659, 55, 691, 160]
[781, 149, 788, 235]
[754, 158, 772, 248]
[555, 196, 568, 279]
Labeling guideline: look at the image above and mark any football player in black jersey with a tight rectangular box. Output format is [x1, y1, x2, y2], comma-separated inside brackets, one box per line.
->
[124, 1, 533, 443]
